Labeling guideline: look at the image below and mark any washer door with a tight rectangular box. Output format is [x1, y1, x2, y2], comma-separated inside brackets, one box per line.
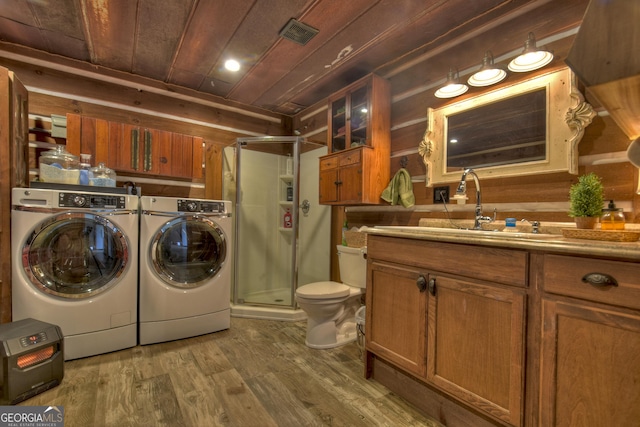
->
[151, 215, 227, 288]
[23, 212, 129, 299]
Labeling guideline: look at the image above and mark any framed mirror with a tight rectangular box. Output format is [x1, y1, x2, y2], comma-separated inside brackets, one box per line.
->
[420, 67, 595, 185]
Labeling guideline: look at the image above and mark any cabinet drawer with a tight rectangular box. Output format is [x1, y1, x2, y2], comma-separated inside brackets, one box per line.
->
[338, 150, 361, 166]
[367, 235, 528, 287]
[543, 254, 640, 310]
[320, 157, 338, 170]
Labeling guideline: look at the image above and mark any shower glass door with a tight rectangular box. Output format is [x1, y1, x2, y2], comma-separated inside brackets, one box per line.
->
[232, 136, 330, 308]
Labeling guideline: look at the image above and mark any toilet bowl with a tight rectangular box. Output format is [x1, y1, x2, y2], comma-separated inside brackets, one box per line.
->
[296, 245, 366, 349]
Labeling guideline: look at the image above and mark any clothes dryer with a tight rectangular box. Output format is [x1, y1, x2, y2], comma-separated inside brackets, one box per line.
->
[11, 188, 139, 360]
[138, 196, 231, 345]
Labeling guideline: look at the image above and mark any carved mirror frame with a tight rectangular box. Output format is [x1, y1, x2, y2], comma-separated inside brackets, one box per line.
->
[419, 67, 595, 185]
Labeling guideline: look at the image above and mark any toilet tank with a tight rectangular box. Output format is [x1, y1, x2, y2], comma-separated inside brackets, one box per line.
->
[337, 245, 367, 288]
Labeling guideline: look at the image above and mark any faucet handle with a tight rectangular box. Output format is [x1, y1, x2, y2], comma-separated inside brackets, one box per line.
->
[521, 218, 540, 233]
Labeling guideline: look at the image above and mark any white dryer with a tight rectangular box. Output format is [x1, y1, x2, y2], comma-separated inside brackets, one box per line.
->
[11, 187, 139, 360]
[139, 196, 231, 345]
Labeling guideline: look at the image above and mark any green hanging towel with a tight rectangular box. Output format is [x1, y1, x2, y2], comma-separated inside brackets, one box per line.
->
[381, 168, 415, 208]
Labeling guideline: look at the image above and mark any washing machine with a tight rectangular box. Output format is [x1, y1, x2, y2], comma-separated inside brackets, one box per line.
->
[138, 196, 231, 345]
[11, 187, 139, 360]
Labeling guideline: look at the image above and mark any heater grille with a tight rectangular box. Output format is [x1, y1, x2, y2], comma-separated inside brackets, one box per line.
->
[279, 19, 319, 45]
[17, 345, 55, 369]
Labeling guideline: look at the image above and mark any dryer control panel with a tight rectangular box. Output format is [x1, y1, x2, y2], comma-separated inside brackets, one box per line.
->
[178, 199, 226, 213]
[58, 192, 126, 209]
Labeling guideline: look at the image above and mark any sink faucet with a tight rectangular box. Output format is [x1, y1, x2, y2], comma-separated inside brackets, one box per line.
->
[456, 168, 495, 230]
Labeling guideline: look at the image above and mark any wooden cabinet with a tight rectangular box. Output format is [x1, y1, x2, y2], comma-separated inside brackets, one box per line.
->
[319, 74, 390, 205]
[539, 254, 640, 426]
[0, 66, 28, 323]
[365, 235, 527, 426]
[66, 113, 203, 180]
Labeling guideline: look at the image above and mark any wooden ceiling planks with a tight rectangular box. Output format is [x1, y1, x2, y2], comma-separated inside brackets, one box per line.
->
[169, 0, 253, 89]
[226, 0, 379, 107]
[81, 0, 138, 70]
[201, 0, 313, 98]
[134, 0, 195, 81]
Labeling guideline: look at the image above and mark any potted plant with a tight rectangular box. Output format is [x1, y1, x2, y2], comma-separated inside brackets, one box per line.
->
[569, 172, 604, 229]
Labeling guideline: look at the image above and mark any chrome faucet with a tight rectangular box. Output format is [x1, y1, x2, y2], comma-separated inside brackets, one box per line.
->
[456, 168, 495, 230]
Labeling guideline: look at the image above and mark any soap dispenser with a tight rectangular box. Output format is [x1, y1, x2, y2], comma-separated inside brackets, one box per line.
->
[600, 200, 625, 230]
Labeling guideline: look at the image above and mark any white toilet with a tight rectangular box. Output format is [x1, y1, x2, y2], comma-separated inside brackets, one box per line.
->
[296, 245, 367, 349]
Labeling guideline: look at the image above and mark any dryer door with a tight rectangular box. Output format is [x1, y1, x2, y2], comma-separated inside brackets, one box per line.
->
[150, 215, 227, 288]
[22, 212, 130, 298]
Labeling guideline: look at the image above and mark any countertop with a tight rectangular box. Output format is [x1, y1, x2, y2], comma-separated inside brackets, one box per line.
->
[361, 222, 640, 262]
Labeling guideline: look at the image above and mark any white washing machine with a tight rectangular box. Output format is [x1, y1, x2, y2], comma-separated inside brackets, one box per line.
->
[11, 187, 139, 360]
[139, 196, 231, 345]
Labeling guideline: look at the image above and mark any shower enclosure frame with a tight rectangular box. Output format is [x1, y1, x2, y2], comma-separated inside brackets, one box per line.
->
[232, 136, 327, 311]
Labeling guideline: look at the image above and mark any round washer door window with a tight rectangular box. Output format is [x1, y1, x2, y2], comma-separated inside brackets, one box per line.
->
[151, 216, 227, 288]
[23, 212, 129, 298]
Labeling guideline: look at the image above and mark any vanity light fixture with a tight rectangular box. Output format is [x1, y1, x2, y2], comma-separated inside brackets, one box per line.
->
[468, 51, 507, 87]
[508, 32, 554, 72]
[435, 68, 469, 98]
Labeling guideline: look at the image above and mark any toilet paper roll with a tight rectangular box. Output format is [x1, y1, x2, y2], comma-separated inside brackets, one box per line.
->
[628, 136, 640, 168]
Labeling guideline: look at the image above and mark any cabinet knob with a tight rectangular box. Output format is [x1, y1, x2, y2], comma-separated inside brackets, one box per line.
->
[582, 272, 618, 287]
[428, 278, 436, 296]
[416, 275, 427, 292]
[334, 180, 342, 186]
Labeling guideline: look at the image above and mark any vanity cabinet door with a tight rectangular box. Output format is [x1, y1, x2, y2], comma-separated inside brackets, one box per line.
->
[540, 299, 640, 426]
[366, 259, 427, 378]
[426, 275, 525, 426]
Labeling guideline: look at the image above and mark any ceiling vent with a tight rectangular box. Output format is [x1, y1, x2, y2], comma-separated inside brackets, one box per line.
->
[279, 19, 319, 46]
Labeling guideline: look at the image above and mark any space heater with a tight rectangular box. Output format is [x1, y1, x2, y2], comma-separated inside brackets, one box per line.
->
[0, 318, 64, 404]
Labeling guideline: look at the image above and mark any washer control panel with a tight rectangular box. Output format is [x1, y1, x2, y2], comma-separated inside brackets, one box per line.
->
[58, 192, 126, 209]
[177, 199, 226, 213]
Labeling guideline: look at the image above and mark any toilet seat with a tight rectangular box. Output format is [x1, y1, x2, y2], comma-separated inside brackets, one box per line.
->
[296, 281, 350, 299]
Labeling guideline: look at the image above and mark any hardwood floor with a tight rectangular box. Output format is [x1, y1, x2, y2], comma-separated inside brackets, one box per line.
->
[20, 317, 442, 426]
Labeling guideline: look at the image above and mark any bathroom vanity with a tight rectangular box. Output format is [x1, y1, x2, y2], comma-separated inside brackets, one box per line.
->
[363, 226, 640, 427]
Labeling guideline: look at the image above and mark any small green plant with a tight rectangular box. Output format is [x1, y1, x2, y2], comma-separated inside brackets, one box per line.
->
[568, 172, 604, 217]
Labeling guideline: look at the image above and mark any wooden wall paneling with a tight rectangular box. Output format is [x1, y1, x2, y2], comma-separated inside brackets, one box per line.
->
[204, 142, 224, 201]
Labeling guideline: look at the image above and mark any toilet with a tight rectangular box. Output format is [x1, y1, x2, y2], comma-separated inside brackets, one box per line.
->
[295, 245, 367, 349]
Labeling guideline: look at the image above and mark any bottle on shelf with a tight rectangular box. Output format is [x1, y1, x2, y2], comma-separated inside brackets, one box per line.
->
[283, 208, 293, 229]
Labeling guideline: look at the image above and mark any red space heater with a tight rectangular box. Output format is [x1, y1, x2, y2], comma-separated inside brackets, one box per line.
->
[0, 318, 64, 404]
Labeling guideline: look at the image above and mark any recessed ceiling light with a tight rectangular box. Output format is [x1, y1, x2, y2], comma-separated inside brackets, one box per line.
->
[224, 59, 240, 72]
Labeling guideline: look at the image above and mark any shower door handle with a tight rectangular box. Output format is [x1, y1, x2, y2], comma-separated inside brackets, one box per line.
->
[300, 199, 310, 215]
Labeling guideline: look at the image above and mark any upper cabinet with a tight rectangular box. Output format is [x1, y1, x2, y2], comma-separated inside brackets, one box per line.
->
[319, 74, 390, 205]
[565, 0, 640, 140]
[66, 114, 203, 180]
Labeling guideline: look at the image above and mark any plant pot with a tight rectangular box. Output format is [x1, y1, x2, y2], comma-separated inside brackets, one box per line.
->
[574, 216, 598, 229]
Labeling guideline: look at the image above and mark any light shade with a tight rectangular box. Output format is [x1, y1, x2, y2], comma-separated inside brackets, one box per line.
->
[508, 32, 553, 72]
[468, 51, 507, 87]
[435, 68, 468, 98]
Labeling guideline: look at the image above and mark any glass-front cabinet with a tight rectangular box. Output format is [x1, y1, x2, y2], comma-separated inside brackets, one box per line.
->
[330, 84, 369, 151]
[320, 74, 391, 205]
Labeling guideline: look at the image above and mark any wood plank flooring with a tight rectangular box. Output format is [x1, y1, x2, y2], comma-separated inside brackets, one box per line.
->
[19, 317, 442, 426]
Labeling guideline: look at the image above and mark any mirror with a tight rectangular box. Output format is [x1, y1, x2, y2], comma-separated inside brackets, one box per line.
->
[420, 67, 595, 185]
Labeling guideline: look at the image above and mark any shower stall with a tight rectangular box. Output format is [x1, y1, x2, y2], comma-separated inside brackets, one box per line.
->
[224, 136, 330, 321]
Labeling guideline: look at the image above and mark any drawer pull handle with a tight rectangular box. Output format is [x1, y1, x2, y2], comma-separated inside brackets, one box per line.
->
[582, 273, 618, 287]
[416, 275, 427, 293]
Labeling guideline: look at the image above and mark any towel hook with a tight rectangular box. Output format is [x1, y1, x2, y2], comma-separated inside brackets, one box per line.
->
[400, 156, 408, 169]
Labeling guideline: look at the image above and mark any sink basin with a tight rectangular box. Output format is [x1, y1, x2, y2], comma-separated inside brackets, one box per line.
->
[371, 225, 561, 240]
